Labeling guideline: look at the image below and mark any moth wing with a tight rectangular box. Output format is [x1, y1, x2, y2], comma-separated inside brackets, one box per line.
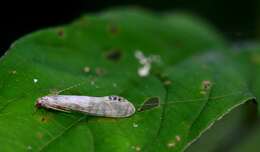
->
[72, 104, 95, 113]
[47, 105, 71, 113]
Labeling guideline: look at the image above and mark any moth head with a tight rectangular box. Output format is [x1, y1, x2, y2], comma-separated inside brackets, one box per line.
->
[35, 96, 50, 108]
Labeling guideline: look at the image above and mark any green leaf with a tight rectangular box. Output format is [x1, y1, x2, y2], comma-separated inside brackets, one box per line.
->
[0, 8, 256, 152]
[186, 102, 254, 152]
[145, 51, 254, 152]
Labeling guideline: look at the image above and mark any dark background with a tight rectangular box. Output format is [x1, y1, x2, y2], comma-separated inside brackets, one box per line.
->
[0, 0, 258, 57]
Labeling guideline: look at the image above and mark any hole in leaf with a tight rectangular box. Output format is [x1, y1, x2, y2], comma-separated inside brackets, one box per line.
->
[138, 97, 160, 112]
[105, 49, 122, 61]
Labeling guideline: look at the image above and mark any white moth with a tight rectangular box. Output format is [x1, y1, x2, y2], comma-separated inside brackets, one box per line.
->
[36, 95, 136, 118]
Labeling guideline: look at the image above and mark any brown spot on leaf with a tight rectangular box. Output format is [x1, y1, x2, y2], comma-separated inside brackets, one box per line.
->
[39, 115, 52, 123]
[108, 24, 119, 35]
[95, 67, 106, 76]
[138, 97, 160, 112]
[200, 80, 212, 95]
[175, 135, 181, 142]
[41, 117, 47, 122]
[105, 49, 122, 61]
[202, 80, 212, 90]
[57, 28, 64, 37]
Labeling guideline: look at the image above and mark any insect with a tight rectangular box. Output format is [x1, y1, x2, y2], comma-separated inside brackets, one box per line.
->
[35, 95, 136, 118]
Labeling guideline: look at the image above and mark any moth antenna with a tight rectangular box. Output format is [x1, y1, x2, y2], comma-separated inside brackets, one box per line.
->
[56, 81, 87, 94]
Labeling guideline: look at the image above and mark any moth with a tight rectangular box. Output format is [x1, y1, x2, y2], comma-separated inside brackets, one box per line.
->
[36, 95, 136, 118]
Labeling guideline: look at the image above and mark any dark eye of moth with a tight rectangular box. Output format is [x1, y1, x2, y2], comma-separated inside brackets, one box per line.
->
[113, 96, 117, 100]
